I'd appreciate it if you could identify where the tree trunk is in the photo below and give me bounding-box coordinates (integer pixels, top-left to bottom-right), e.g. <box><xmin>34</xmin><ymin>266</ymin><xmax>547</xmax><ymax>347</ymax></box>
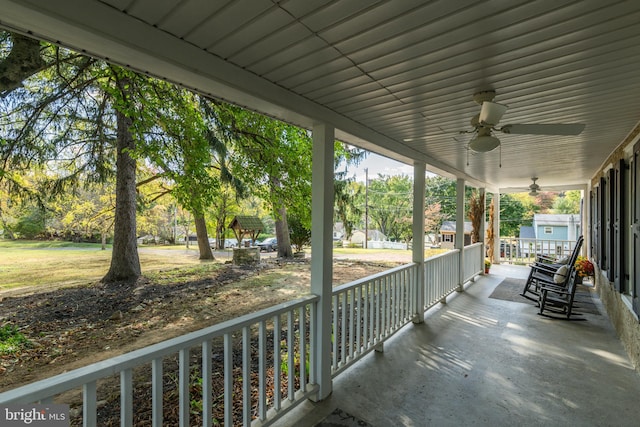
<box><xmin>0</xmin><ymin>212</ymin><xmax>16</xmax><ymax>239</ymax></box>
<box><xmin>194</xmin><ymin>214</ymin><xmax>214</xmax><ymax>260</ymax></box>
<box><xmin>101</xmin><ymin>231</ymin><xmax>107</xmax><ymax>250</ymax></box>
<box><xmin>102</xmin><ymin>102</ymin><xmax>141</xmax><ymax>283</ymax></box>
<box><xmin>216</xmin><ymin>224</ymin><xmax>226</xmax><ymax>250</ymax></box>
<box><xmin>275</xmin><ymin>205</ymin><xmax>293</xmax><ymax>258</ymax></box>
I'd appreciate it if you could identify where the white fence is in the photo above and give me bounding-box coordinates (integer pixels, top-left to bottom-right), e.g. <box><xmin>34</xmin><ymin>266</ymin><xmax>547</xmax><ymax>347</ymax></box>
<box><xmin>364</xmin><ymin>240</ymin><xmax>408</xmax><ymax>250</ymax></box>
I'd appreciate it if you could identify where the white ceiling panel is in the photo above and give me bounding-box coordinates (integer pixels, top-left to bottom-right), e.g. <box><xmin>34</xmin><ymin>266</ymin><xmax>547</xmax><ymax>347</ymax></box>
<box><xmin>219</xmin><ymin>8</ymin><xmax>302</xmax><ymax>65</ymax></box>
<box><xmin>124</xmin><ymin>0</ymin><xmax>179</xmax><ymax>25</ymax></box>
<box><xmin>178</xmin><ymin>0</ymin><xmax>273</xmax><ymax>48</ymax></box>
<box><xmin>252</xmin><ymin>38</ymin><xmax>334</xmax><ymax>77</ymax></box>
<box><xmin>228</xmin><ymin>22</ymin><xmax>313</xmax><ymax>67</ymax></box>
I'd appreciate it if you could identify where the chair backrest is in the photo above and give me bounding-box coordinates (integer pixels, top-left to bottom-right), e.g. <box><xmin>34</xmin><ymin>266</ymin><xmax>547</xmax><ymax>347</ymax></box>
<box><xmin>554</xmin><ymin>236</ymin><xmax>583</xmax><ymax>286</ymax></box>
<box><xmin>566</xmin><ymin>236</ymin><xmax>584</xmax><ymax>269</ymax></box>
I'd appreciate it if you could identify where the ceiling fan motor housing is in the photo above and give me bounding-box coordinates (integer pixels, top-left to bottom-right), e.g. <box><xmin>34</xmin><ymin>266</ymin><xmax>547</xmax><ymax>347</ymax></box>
<box><xmin>472</xmin><ymin>90</ymin><xmax>497</xmax><ymax>104</ymax></box>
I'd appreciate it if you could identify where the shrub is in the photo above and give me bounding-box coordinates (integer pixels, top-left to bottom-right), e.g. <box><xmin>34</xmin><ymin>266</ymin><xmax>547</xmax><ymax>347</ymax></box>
<box><xmin>0</xmin><ymin>323</ymin><xmax>29</xmax><ymax>355</ymax></box>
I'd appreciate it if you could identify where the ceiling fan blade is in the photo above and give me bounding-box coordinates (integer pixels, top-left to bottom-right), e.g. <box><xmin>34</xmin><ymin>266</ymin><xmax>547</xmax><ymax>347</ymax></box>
<box><xmin>499</xmin><ymin>123</ymin><xmax>585</xmax><ymax>135</ymax></box>
<box><xmin>479</xmin><ymin>101</ymin><xmax>508</xmax><ymax>126</ymax></box>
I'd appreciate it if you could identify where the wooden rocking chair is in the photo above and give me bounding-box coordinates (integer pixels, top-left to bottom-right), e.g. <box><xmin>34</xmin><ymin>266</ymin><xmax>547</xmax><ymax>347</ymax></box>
<box><xmin>521</xmin><ymin>235</ymin><xmax>583</xmax><ymax>299</ymax></box>
<box><xmin>538</xmin><ymin>269</ymin><xmax>580</xmax><ymax>319</ymax></box>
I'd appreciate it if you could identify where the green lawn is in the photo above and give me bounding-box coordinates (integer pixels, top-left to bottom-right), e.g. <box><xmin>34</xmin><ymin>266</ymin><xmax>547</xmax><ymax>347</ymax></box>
<box><xmin>333</xmin><ymin>246</ymin><xmax>448</xmax><ymax>259</ymax></box>
<box><xmin>0</xmin><ymin>240</ymin><xmax>448</xmax><ymax>293</ymax></box>
<box><xmin>0</xmin><ymin>240</ymin><xmax>211</xmax><ymax>291</ymax></box>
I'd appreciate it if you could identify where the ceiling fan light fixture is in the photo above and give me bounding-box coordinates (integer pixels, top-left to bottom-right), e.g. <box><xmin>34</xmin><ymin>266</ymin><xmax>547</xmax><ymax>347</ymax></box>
<box><xmin>529</xmin><ymin>190</ymin><xmax>538</xmax><ymax>196</ymax></box>
<box><xmin>479</xmin><ymin>101</ymin><xmax>508</xmax><ymax>126</ymax></box>
<box><xmin>469</xmin><ymin>134</ymin><xmax>500</xmax><ymax>152</ymax></box>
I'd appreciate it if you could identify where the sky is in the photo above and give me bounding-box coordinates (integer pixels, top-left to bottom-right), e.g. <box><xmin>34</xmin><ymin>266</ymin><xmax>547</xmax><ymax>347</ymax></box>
<box><xmin>342</xmin><ymin>152</ymin><xmax>414</xmax><ymax>183</ymax></box>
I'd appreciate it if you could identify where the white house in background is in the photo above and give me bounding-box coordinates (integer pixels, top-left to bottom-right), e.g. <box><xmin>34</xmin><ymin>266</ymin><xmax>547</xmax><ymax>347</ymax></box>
<box><xmin>439</xmin><ymin>221</ymin><xmax>473</xmax><ymax>249</ymax></box>
<box><xmin>439</xmin><ymin>221</ymin><xmax>492</xmax><ymax>250</ymax></box>
<box><xmin>518</xmin><ymin>214</ymin><xmax>581</xmax><ymax>257</ymax></box>
<box><xmin>350</xmin><ymin>229</ymin><xmax>386</xmax><ymax>246</ymax></box>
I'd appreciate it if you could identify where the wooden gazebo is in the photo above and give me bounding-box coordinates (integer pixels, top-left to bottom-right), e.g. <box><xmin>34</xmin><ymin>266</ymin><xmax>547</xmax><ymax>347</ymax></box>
<box><xmin>228</xmin><ymin>216</ymin><xmax>264</xmax><ymax>246</ymax></box>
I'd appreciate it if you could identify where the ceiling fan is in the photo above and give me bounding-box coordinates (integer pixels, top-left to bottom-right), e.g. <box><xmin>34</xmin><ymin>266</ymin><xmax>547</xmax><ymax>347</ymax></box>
<box><xmin>503</xmin><ymin>177</ymin><xmax>542</xmax><ymax>196</ymax></box>
<box><xmin>528</xmin><ymin>177</ymin><xmax>540</xmax><ymax>196</ymax></box>
<box><xmin>461</xmin><ymin>90</ymin><xmax>586</xmax><ymax>153</ymax></box>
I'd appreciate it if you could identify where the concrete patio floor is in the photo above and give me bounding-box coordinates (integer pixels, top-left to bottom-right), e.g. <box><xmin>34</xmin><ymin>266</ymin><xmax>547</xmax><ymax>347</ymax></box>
<box><xmin>276</xmin><ymin>264</ymin><xmax>640</xmax><ymax>427</ymax></box>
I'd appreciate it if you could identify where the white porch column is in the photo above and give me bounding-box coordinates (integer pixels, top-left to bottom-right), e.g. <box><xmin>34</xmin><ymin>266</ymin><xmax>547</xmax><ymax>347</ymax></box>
<box><xmin>479</xmin><ymin>188</ymin><xmax>486</xmax><ymax>272</ymax></box>
<box><xmin>456</xmin><ymin>178</ymin><xmax>465</xmax><ymax>291</ymax></box>
<box><xmin>412</xmin><ymin>162</ymin><xmax>426</xmax><ymax>324</ymax></box>
<box><xmin>492</xmin><ymin>192</ymin><xmax>501</xmax><ymax>264</ymax></box>
<box><xmin>310</xmin><ymin>123</ymin><xmax>334</xmax><ymax>401</ymax></box>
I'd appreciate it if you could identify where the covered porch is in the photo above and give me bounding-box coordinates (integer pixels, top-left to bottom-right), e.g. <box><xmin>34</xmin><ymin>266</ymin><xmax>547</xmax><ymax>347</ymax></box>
<box><xmin>2</xmin><ymin>1</ymin><xmax>640</xmax><ymax>426</ymax></box>
<box><xmin>279</xmin><ymin>264</ymin><xmax>640</xmax><ymax>427</ymax></box>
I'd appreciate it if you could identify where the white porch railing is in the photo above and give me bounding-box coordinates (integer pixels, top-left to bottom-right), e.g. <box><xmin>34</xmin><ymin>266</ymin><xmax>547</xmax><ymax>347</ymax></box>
<box><xmin>0</xmin><ymin>250</ymin><xmax>483</xmax><ymax>426</ymax></box>
<box><xmin>421</xmin><ymin>243</ymin><xmax>483</xmax><ymax>311</ymax></box>
<box><xmin>463</xmin><ymin>243</ymin><xmax>484</xmax><ymax>283</ymax></box>
<box><xmin>499</xmin><ymin>238</ymin><xmax>580</xmax><ymax>265</ymax></box>
<box><xmin>424</xmin><ymin>250</ymin><xmax>460</xmax><ymax>309</ymax></box>
<box><xmin>330</xmin><ymin>263</ymin><xmax>418</xmax><ymax>377</ymax></box>
<box><xmin>0</xmin><ymin>296</ymin><xmax>319</xmax><ymax>427</ymax></box>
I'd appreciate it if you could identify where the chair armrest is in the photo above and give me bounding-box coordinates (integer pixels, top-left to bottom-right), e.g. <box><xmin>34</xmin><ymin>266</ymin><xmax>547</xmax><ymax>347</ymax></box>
<box><xmin>529</xmin><ymin>263</ymin><xmax>561</xmax><ymax>275</ymax></box>
<box><xmin>536</xmin><ymin>255</ymin><xmax>558</xmax><ymax>264</ymax></box>
<box><xmin>539</xmin><ymin>281</ymin><xmax>568</xmax><ymax>292</ymax></box>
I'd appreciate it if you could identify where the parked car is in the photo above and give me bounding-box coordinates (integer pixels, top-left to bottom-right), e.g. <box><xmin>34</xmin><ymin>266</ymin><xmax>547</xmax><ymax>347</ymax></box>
<box><xmin>224</xmin><ymin>238</ymin><xmax>238</xmax><ymax>248</ymax></box>
<box><xmin>256</xmin><ymin>237</ymin><xmax>278</xmax><ymax>252</ymax></box>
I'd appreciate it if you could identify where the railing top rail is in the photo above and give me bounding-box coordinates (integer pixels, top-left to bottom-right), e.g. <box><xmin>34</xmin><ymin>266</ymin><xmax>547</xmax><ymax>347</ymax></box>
<box><xmin>463</xmin><ymin>242</ymin><xmax>483</xmax><ymax>250</ymax></box>
<box><xmin>503</xmin><ymin>238</ymin><xmax>577</xmax><ymax>243</ymax></box>
<box><xmin>333</xmin><ymin>262</ymin><xmax>417</xmax><ymax>294</ymax></box>
<box><xmin>424</xmin><ymin>248</ymin><xmax>459</xmax><ymax>262</ymax></box>
<box><xmin>0</xmin><ymin>294</ymin><xmax>319</xmax><ymax>404</ymax></box>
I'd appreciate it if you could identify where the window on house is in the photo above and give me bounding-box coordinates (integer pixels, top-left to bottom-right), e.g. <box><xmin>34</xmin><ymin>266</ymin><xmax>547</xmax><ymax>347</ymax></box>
<box><xmin>632</xmin><ymin>142</ymin><xmax>640</xmax><ymax>315</ymax></box>
<box><xmin>606</xmin><ymin>168</ymin><xmax>616</xmax><ymax>283</ymax></box>
<box><xmin>442</xmin><ymin>234</ymin><xmax>453</xmax><ymax>242</ymax></box>
<box><xmin>590</xmin><ymin>189</ymin><xmax>597</xmax><ymax>263</ymax></box>
<box><xmin>612</xmin><ymin>163</ymin><xmax>624</xmax><ymax>292</ymax></box>
<box><xmin>544</xmin><ymin>227</ymin><xmax>553</xmax><ymax>234</ymax></box>
<box><xmin>602</xmin><ymin>175</ymin><xmax>610</xmax><ymax>272</ymax></box>
<box><xmin>621</xmin><ymin>157</ymin><xmax>631</xmax><ymax>296</ymax></box>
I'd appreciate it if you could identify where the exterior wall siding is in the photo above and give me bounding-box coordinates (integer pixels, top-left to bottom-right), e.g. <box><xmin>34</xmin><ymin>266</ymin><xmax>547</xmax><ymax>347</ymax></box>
<box><xmin>536</xmin><ymin>225</ymin><xmax>568</xmax><ymax>240</ymax></box>
<box><xmin>591</xmin><ymin>123</ymin><xmax>640</xmax><ymax>375</ymax></box>
<box><xmin>596</xmin><ymin>271</ymin><xmax>640</xmax><ymax>373</ymax></box>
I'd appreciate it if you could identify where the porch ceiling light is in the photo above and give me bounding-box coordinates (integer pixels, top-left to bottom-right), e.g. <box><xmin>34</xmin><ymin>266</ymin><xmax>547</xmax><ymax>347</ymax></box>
<box><xmin>469</xmin><ymin>134</ymin><xmax>500</xmax><ymax>152</ymax></box>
